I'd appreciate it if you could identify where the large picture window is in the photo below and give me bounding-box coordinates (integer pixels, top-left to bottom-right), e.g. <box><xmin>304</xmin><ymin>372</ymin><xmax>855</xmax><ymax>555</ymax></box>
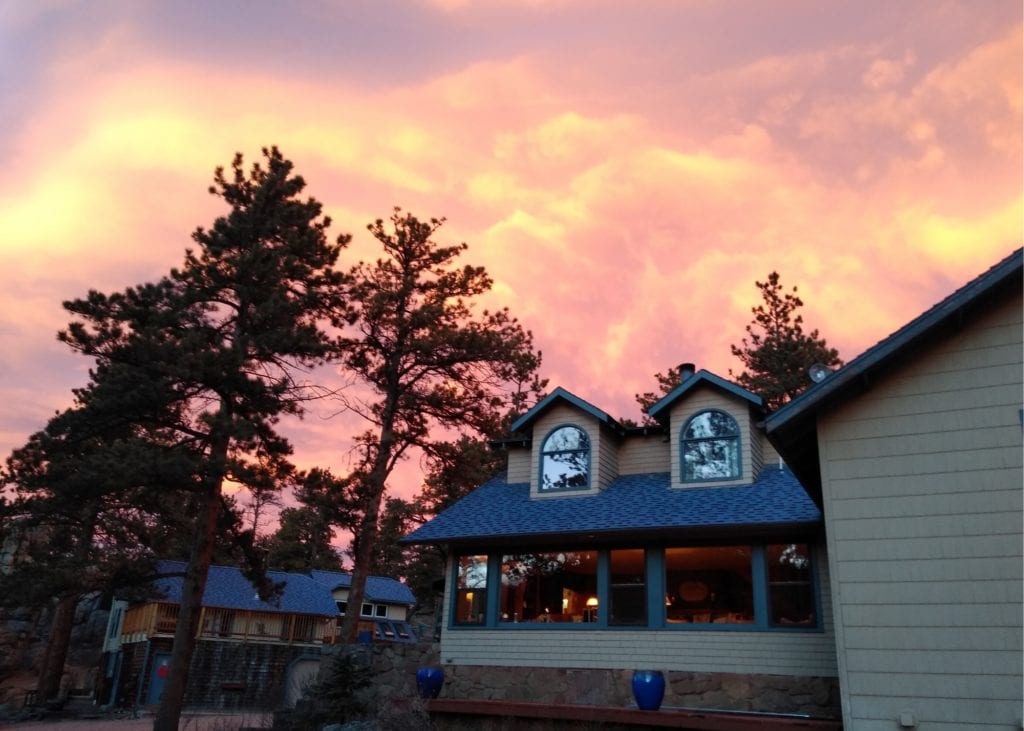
<box><xmin>665</xmin><ymin>546</ymin><xmax>754</xmax><ymax>625</ymax></box>
<box><xmin>454</xmin><ymin>555</ymin><xmax>488</xmax><ymax>625</ymax></box>
<box><xmin>767</xmin><ymin>544</ymin><xmax>815</xmax><ymax>626</ymax></box>
<box><xmin>540</xmin><ymin>425</ymin><xmax>590</xmax><ymax>491</ymax></box>
<box><xmin>500</xmin><ymin>551</ymin><xmax>597</xmax><ymax>623</ymax></box>
<box><xmin>609</xmin><ymin>549</ymin><xmax>646</xmax><ymax>626</ymax></box>
<box><xmin>681</xmin><ymin>410</ymin><xmax>740</xmax><ymax>482</ymax></box>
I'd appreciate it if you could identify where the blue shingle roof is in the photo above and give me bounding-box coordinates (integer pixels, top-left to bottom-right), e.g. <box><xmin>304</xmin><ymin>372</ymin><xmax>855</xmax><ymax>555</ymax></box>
<box><xmin>403</xmin><ymin>468</ymin><xmax>821</xmax><ymax>544</ymax></box>
<box><xmin>308</xmin><ymin>571</ymin><xmax>415</xmax><ymax>605</ymax></box>
<box><xmin>153</xmin><ymin>561</ymin><xmax>340</xmax><ymax>617</ymax></box>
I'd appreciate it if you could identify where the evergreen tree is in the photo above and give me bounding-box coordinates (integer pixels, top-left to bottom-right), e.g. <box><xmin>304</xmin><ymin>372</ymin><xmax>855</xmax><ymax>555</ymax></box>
<box><xmin>730</xmin><ymin>272</ymin><xmax>842</xmax><ymax>411</ymax></box>
<box><xmin>56</xmin><ymin>147</ymin><xmax>348</xmax><ymax>731</ymax></box>
<box><xmin>334</xmin><ymin>209</ymin><xmax>543</xmax><ymax>643</ymax></box>
<box><xmin>633</xmin><ymin>364</ymin><xmax>686</xmax><ymax>424</ymax></box>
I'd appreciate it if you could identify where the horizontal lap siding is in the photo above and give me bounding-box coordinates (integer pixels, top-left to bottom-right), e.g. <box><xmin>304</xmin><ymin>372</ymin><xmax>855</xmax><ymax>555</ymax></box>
<box><xmin>617</xmin><ymin>436</ymin><xmax>670</xmax><ymax>475</ymax></box>
<box><xmin>818</xmin><ymin>294</ymin><xmax>1023</xmax><ymax>730</ymax></box>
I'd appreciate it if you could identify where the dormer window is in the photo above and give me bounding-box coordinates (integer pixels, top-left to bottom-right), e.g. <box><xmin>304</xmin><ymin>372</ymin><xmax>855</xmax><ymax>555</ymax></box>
<box><xmin>540</xmin><ymin>425</ymin><xmax>590</xmax><ymax>491</ymax></box>
<box><xmin>682</xmin><ymin>410</ymin><xmax>740</xmax><ymax>482</ymax></box>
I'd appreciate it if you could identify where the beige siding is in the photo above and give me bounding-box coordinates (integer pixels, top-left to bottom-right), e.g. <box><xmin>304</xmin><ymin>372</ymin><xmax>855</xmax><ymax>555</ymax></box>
<box><xmin>817</xmin><ymin>294</ymin><xmax>1023</xmax><ymax>730</ymax></box>
<box><xmin>668</xmin><ymin>387</ymin><xmax>756</xmax><ymax>488</ymax></box>
<box><xmin>617</xmin><ymin>434</ymin><xmax>670</xmax><ymax>474</ymax></box>
<box><xmin>440</xmin><ymin>547</ymin><xmax>836</xmax><ymax>677</ymax></box>
<box><xmin>506</xmin><ymin>447</ymin><xmax>530</xmax><ymax>484</ymax></box>
<box><xmin>530</xmin><ymin>404</ymin><xmax>607</xmax><ymax>495</ymax></box>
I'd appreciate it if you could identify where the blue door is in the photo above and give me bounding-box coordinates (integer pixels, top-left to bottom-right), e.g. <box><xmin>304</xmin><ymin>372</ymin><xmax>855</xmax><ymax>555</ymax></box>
<box><xmin>147</xmin><ymin>654</ymin><xmax>171</xmax><ymax>705</ymax></box>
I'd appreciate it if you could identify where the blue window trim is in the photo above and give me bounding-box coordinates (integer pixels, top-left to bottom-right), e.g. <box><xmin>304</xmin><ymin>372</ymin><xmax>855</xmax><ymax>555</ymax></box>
<box><xmin>448</xmin><ymin>544</ymin><xmax>822</xmax><ymax>633</ymax></box>
<box><xmin>537</xmin><ymin>423</ymin><xmax>592</xmax><ymax>493</ymax></box>
<box><xmin>680</xmin><ymin>409</ymin><xmax>742</xmax><ymax>484</ymax></box>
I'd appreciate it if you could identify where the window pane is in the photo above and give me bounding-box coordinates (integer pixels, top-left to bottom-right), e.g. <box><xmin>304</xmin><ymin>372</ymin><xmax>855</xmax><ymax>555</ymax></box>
<box><xmin>541</xmin><ymin>426</ymin><xmax>590</xmax><ymax>491</ymax></box>
<box><xmin>361</xmin><ymin>603</ymin><xmax>373</xmax><ymax>617</ymax></box>
<box><xmin>609</xmin><ymin>549</ymin><xmax>646</xmax><ymax>626</ymax></box>
<box><xmin>683</xmin><ymin>411</ymin><xmax>740</xmax><ymax>481</ymax></box>
<box><xmin>500</xmin><ymin>551</ymin><xmax>597</xmax><ymax>623</ymax></box>
<box><xmin>455</xmin><ymin>555</ymin><xmax>488</xmax><ymax>625</ymax></box>
<box><xmin>374</xmin><ymin>604</ymin><xmax>388</xmax><ymax>617</ymax></box>
<box><xmin>664</xmin><ymin>546</ymin><xmax>753</xmax><ymax>624</ymax></box>
<box><xmin>767</xmin><ymin>544</ymin><xmax>815</xmax><ymax>626</ymax></box>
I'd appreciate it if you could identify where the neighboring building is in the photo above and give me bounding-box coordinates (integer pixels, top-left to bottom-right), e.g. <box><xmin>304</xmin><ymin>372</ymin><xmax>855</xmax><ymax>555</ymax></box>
<box><xmin>309</xmin><ymin>569</ymin><xmax>417</xmax><ymax>643</ymax></box>
<box><xmin>102</xmin><ymin>561</ymin><xmax>338</xmax><ymax>710</ymax></box>
<box><xmin>405</xmin><ymin>372</ymin><xmax>841</xmax><ymax>718</ymax></box>
<box><xmin>404</xmin><ymin>248</ymin><xmax>1022</xmax><ymax>728</ymax></box>
<box><xmin>766</xmin><ymin>248</ymin><xmax>1023</xmax><ymax>731</ymax></box>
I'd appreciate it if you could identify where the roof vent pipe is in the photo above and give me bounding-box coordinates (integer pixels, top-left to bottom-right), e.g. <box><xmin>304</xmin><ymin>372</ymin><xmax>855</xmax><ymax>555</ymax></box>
<box><xmin>678</xmin><ymin>363</ymin><xmax>695</xmax><ymax>381</ymax></box>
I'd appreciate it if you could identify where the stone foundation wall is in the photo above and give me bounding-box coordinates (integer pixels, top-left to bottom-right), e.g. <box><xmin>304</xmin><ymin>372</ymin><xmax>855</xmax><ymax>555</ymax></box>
<box><xmin>442</xmin><ymin>665</ymin><xmax>839</xmax><ymax>717</ymax></box>
<box><xmin>356</xmin><ymin>644</ymin><xmax>839</xmax><ymax>719</ymax></box>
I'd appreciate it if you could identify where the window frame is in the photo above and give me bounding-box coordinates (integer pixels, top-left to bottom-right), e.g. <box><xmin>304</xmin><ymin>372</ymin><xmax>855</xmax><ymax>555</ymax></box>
<box><xmin>538</xmin><ymin>424</ymin><xmax>592</xmax><ymax>493</ymax></box>
<box><xmin>449</xmin><ymin>544</ymin><xmax>821</xmax><ymax>633</ymax></box>
<box><xmin>680</xmin><ymin>409</ymin><xmax>742</xmax><ymax>483</ymax></box>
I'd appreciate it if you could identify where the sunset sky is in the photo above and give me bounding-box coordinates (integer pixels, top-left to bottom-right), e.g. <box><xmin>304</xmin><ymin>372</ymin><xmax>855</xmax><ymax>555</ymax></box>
<box><xmin>1</xmin><ymin>1</ymin><xmax>1020</xmax><ymax>510</ymax></box>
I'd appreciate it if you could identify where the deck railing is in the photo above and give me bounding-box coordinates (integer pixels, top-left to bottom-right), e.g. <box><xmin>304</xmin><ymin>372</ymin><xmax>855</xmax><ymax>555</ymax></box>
<box><xmin>121</xmin><ymin>603</ymin><xmax>331</xmax><ymax>645</ymax></box>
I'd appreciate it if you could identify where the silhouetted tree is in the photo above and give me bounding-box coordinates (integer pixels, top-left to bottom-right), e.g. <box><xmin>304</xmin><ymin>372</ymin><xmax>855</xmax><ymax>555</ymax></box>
<box><xmin>57</xmin><ymin>147</ymin><xmax>348</xmax><ymax>731</ymax></box>
<box><xmin>730</xmin><ymin>272</ymin><xmax>842</xmax><ymax>411</ymax></box>
<box><xmin>334</xmin><ymin>209</ymin><xmax>543</xmax><ymax>643</ymax></box>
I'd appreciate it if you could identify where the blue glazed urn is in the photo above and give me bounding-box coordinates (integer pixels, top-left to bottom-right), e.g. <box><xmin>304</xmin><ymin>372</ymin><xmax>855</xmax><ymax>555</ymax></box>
<box><xmin>416</xmin><ymin>666</ymin><xmax>445</xmax><ymax>699</ymax></box>
<box><xmin>631</xmin><ymin>670</ymin><xmax>665</xmax><ymax>711</ymax></box>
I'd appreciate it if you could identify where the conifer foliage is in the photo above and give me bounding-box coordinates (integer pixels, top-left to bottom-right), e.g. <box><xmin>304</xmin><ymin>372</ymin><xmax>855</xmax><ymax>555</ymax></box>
<box><xmin>50</xmin><ymin>147</ymin><xmax>348</xmax><ymax>731</ymax></box>
<box><xmin>730</xmin><ymin>272</ymin><xmax>842</xmax><ymax>411</ymax></box>
<box><xmin>334</xmin><ymin>209</ymin><xmax>543</xmax><ymax>644</ymax></box>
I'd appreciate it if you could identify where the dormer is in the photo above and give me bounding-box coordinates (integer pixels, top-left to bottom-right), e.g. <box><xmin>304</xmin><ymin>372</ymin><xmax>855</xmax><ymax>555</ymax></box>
<box><xmin>509</xmin><ymin>387</ymin><xmax>624</xmax><ymax>498</ymax></box>
<box><xmin>648</xmin><ymin>366</ymin><xmax>766</xmax><ymax>488</ymax></box>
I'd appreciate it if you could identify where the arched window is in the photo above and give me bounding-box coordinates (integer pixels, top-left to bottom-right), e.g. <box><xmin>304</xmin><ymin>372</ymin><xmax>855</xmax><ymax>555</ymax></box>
<box><xmin>540</xmin><ymin>425</ymin><xmax>590</xmax><ymax>491</ymax></box>
<box><xmin>681</xmin><ymin>410</ymin><xmax>740</xmax><ymax>482</ymax></box>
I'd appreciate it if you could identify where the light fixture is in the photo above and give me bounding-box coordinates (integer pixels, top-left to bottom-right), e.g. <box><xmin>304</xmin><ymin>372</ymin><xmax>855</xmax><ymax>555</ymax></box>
<box><xmin>586</xmin><ymin>597</ymin><xmax>598</xmax><ymax>607</ymax></box>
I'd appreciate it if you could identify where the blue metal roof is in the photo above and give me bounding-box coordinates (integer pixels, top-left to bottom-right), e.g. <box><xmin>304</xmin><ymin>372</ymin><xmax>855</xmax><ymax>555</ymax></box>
<box><xmin>309</xmin><ymin>570</ymin><xmax>415</xmax><ymax>605</ymax></box>
<box><xmin>510</xmin><ymin>387</ymin><xmax>621</xmax><ymax>433</ymax></box>
<box><xmin>403</xmin><ymin>467</ymin><xmax>821</xmax><ymax>545</ymax></box>
<box><xmin>154</xmin><ymin>561</ymin><xmax>340</xmax><ymax>617</ymax></box>
<box><xmin>648</xmin><ymin>370</ymin><xmax>762</xmax><ymax>421</ymax></box>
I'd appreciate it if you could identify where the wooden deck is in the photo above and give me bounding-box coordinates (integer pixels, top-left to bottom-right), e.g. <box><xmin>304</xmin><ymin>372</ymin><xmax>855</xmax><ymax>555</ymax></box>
<box><xmin>426</xmin><ymin>699</ymin><xmax>843</xmax><ymax>730</ymax></box>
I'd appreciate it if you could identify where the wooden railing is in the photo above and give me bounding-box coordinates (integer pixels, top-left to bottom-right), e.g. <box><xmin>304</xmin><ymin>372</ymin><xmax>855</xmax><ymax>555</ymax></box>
<box><xmin>120</xmin><ymin>603</ymin><xmax>331</xmax><ymax>645</ymax></box>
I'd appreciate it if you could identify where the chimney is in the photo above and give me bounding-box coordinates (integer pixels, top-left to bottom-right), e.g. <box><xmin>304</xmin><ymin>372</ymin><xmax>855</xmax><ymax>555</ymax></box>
<box><xmin>678</xmin><ymin>362</ymin><xmax>695</xmax><ymax>381</ymax></box>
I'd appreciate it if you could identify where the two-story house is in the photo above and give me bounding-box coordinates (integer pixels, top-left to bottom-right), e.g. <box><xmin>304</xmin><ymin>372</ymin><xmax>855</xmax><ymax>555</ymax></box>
<box><xmin>405</xmin><ymin>368</ymin><xmax>841</xmax><ymax>719</ymax></box>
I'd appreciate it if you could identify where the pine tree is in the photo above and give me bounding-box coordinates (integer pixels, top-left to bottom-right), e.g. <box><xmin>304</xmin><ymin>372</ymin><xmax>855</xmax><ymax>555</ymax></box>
<box><xmin>56</xmin><ymin>147</ymin><xmax>348</xmax><ymax>731</ymax></box>
<box><xmin>730</xmin><ymin>272</ymin><xmax>842</xmax><ymax>411</ymax></box>
<box><xmin>334</xmin><ymin>209</ymin><xmax>543</xmax><ymax>644</ymax></box>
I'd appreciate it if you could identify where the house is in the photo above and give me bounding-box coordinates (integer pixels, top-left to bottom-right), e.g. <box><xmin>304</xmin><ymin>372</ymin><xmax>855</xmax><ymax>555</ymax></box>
<box><xmin>765</xmin><ymin>248</ymin><xmax>1023</xmax><ymax>730</ymax></box>
<box><xmin>404</xmin><ymin>248</ymin><xmax>1022</xmax><ymax>729</ymax></box>
<box><xmin>404</xmin><ymin>372</ymin><xmax>841</xmax><ymax>718</ymax></box>
<box><xmin>101</xmin><ymin>561</ymin><xmax>339</xmax><ymax>710</ymax></box>
<box><xmin>309</xmin><ymin>569</ymin><xmax>417</xmax><ymax>643</ymax></box>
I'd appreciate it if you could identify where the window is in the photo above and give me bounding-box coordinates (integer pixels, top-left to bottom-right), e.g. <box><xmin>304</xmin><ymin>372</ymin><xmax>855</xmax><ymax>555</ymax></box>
<box><xmin>665</xmin><ymin>546</ymin><xmax>754</xmax><ymax>624</ymax></box>
<box><xmin>361</xmin><ymin>603</ymin><xmax>373</xmax><ymax>617</ymax></box>
<box><xmin>540</xmin><ymin>425</ymin><xmax>590</xmax><ymax>491</ymax></box>
<box><xmin>374</xmin><ymin>604</ymin><xmax>388</xmax><ymax>618</ymax></box>
<box><xmin>609</xmin><ymin>549</ymin><xmax>646</xmax><ymax>626</ymax></box>
<box><xmin>500</xmin><ymin>551</ymin><xmax>597</xmax><ymax>623</ymax></box>
<box><xmin>454</xmin><ymin>555</ymin><xmax>488</xmax><ymax>625</ymax></box>
<box><xmin>682</xmin><ymin>410</ymin><xmax>740</xmax><ymax>482</ymax></box>
<box><xmin>336</xmin><ymin>601</ymin><xmax>348</xmax><ymax>615</ymax></box>
<box><xmin>767</xmin><ymin>544</ymin><xmax>815</xmax><ymax>626</ymax></box>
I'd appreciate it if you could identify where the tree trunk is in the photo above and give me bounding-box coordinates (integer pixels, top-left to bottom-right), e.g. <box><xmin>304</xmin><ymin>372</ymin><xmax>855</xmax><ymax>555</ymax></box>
<box><xmin>152</xmin><ymin>435</ymin><xmax>226</xmax><ymax>731</ymax></box>
<box><xmin>35</xmin><ymin>594</ymin><xmax>79</xmax><ymax>702</ymax></box>
<box><xmin>339</xmin><ymin>424</ymin><xmax>396</xmax><ymax>644</ymax></box>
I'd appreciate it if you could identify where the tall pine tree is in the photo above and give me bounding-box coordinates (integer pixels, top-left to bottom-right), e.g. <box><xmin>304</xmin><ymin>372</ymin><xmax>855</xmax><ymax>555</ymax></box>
<box><xmin>730</xmin><ymin>272</ymin><xmax>842</xmax><ymax>411</ymax></box>
<box><xmin>334</xmin><ymin>209</ymin><xmax>543</xmax><ymax>644</ymax></box>
<box><xmin>58</xmin><ymin>147</ymin><xmax>348</xmax><ymax>731</ymax></box>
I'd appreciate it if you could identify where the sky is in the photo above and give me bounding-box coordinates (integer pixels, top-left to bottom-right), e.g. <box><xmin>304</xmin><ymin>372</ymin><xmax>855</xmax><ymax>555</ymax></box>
<box><xmin>0</xmin><ymin>0</ymin><xmax>1020</xmax><ymax>512</ymax></box>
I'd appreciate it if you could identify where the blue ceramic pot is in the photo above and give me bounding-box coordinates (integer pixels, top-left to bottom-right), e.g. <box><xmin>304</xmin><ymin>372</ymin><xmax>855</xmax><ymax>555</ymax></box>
<box><xmin>631</xmin><ymin>670</ymin><xmax>665</xmax><ymax>711</ymax></box>
<box><xmin>416</xmin><ymin>667</ymin><xmax>445</xmax><ymax>699</ymax></box>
